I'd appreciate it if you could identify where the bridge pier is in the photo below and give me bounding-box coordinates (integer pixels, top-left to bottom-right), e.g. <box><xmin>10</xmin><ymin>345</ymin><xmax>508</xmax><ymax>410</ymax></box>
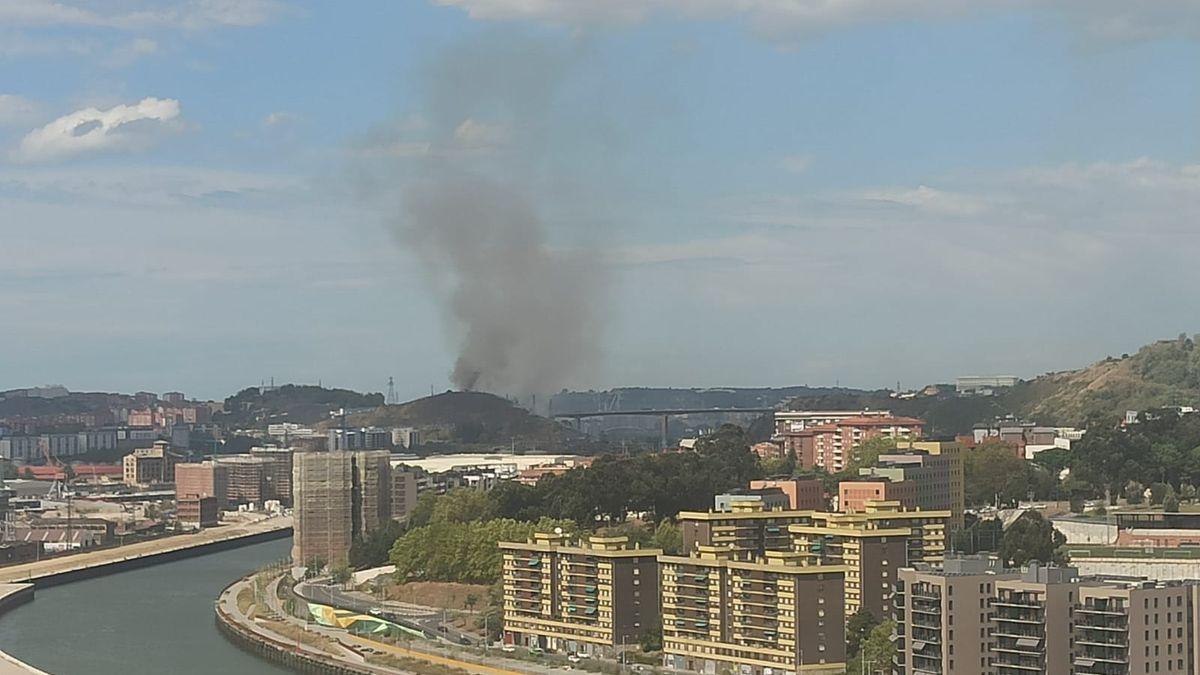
<box><xmin>660</xmin><ymin>414</ymin><xmax>669</xmax><ymax>450</ymax></box>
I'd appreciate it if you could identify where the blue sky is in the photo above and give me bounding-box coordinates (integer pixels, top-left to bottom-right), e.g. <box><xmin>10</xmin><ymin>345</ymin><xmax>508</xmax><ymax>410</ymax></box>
<box><xmin>1</xmin><ymin>1</ymin><xmax>1199</xmax><ymax>401</ymax></box>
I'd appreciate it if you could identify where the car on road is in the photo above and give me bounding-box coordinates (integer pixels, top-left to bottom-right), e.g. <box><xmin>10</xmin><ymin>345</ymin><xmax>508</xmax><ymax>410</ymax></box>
<box><xmin>368</xmin><ymin>608</ymin><xmax>383</xmax><ymax>616</ymax></box>
<box><xmin>501</xmin><ymin>644</ymin><xmax>516</xmax><ymax>653</ymax></box>
<box><xmin>567</xmin><ymin>654</ymin><xmax>581</xmax><ymax>663</ymax></box>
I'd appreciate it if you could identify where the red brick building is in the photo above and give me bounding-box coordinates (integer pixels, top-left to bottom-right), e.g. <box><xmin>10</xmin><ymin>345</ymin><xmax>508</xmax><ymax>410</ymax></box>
<box><xmin>748</xmin><ymin>478</ymin><xmax>827</xmax><ymax>510</ymax></box>
<box><xmin>808</xmin><ymin>415</ymin><xmax>925</xmax><ymax>472</ymax></box>
<box><xmin>838</xmin><ymin>479</ymin><xmax>917</xmax><ymax>513</ymax></box>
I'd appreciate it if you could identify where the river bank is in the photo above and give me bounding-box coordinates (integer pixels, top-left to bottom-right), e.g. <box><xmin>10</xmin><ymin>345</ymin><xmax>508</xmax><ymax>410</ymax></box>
<box><xmin>0</xmin><ymin>514</ymin><xmax>292</xmax><ymax>586</ymax></box>
<box><xmin>0</xmin><ymin>538</ymin><xmax>293</xmax><ymax>675</ymax></box>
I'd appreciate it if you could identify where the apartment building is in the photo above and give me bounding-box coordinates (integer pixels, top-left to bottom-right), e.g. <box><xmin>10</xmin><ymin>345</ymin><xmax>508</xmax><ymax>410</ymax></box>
<box><xmin>894</xmin><ymin>555</ymin><xmax>1018</xmax><ymax>675</ymax></box>
<box><xmin>749</xmin><ymin>478</ymin><xmax>827</xmax><ymax>511</ymax></box>
<box><xmin>806</xmin><ymin>416</ymin><xmax>925</xmax><ymax>473</ymax></box>
<box><xmin>895</xmin><ymin>557</ymin><xmax>1200</xmax><ymax>675</ymax></box>
<box><xmin>292</xmin><ymin>450</ymin><xmax>395</xmax><ymax>568</ymax></box>
<box><xmin>679</xmin><ymin>500</ymin><xmax>818</xmax><ymax>559</ymax></box>
<box><xmin>990</xmin><ymin>563</ymin><xmax>1079</xmax><ymax>674</ymax></box>
<box><xmin>174</xmin><ymin>460</ymin><xmax>230</xmax><ymax>509</ymax></box>
<box><xmin>1075</xmin><ymin>579</ymin><xmax>1200</xmax><ymax>675</ymax></box>
<box><xmin>839</xmin><ymin>479</ymin><xmax>917</xmax><ymax>513</ymax></box>
<box><xmin>213</xmin><ymin>455</ymin><xmax>270</xmax><ymax>506</ymax></box>
<box><xmin>790</xmin><ymin>501</ymin><xmax>950</xmax><ymax>619</ymax></box>
<box><xmin>248</xmin><ymin>446</ymin><xmax>293</xmax><ymax>506</ymax></box>
<box><xmin>861</xmin><ymin>440</ymin><xmax>965</xmax><ymax>529</ymax></box>
<box><xmin>122</xmin><ymin>441</ymin><xmax>179</xmax><ymax>487</ymax></box>
<box><xmin>773</xmin><ymin>410</ymin><xmax>895</xmax><ymax>435</ymax></box>
<box><xmin>659</xmin><ymin>546</ymin><xmax>847</xmax><ymax>675</ymax></box>
<box><xmin>391</xmin><ymin>466</ymin><xmax>418</xmax><ymax>521</ymax></box>
<box><xmin>499</xmin><ymin>532</ymin><xmax>660</xmax><ymax>657</ymax></box>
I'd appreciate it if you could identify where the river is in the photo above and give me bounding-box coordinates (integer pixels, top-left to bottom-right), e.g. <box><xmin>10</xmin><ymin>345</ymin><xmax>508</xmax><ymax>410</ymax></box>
<box><xmin>0</xmin><ymin>538</ymin><xmax>294</xmax><ymax>675</ymax></box>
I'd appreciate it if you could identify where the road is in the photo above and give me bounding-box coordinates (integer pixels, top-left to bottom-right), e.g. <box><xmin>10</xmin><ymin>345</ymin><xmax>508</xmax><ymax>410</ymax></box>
<box><xmin>243</xmin><ymin>574</ymin><xmax>577</xmax><ymax>675</ymax></box>
<box><xmin>0</xmin><ymin>515</ymin><xmax>292</xmax><ymax>584</ymax></box>
<box><xmin>295</xmin><ymin>580</ymin><xmax>482</xmax><ymax>647</ymax></box>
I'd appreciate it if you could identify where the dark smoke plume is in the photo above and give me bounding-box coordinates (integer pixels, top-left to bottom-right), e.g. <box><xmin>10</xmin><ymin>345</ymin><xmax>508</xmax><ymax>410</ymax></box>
<box><xmin>375</xmin><ymin>34</ymin><xmax>610</xmax><ymax>396</ymax></box>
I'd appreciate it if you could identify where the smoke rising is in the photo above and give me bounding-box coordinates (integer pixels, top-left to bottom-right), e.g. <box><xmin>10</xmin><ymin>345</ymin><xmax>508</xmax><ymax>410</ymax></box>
<box><xmin>374</xmin><ymin>34</ymin><xmax>610</xmax><ymax>396</ymax></box>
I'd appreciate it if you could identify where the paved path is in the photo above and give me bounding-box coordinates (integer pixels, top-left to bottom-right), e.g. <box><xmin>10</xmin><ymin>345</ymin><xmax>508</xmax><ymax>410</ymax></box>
<box><xmin>0</xmin><ymin>515</ymin><xmax>291</xmax><ymax>584</ymax></box>
<box><xmin>259</xmin><ymin>574</ymin><xmax>579</xmax><ymax>675</ymax></box>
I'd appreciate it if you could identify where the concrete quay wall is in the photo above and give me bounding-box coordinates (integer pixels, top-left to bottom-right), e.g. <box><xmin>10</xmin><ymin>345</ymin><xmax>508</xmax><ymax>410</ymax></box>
<box><xmin>0</xmin><ymin>517</ymin><xmax>291</xmax><ymax>587</ymax></box>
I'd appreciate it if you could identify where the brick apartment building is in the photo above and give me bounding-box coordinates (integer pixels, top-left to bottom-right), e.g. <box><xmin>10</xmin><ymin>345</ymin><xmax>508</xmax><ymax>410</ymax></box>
<box><xmin>895</xmin><ymin>557</ymin><xmax>1200</xmax><ymax>675</ymax></box>
<box><xmin>659</xmin><ymin>546</ymin><xmax>847</xmax><ymax>675</ymax></box>
<box><xmin>175</xmin><ymin>460</ymin><xmax>230</xmax><ymax>509</ymax></box>
<box><xmin>790</xmin><ymin>502</ymin><xmax>950</xmax><ymax>619</ymax></box>
<box><xmin>748</xmin><ymin>478</ymin><xmax>827</xmax><ymax>510</ymax></box>
<box><xmin>499</xmin><ymin>532</ymin><xmax>660</xmax><ymax>657</ymax></box>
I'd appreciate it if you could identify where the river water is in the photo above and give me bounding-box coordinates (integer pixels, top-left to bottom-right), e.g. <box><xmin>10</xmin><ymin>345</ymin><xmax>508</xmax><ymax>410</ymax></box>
<box><xmin>0</xmin><ymin>538</ymin><xmax>294</xmax><ymax>675</ymax></box>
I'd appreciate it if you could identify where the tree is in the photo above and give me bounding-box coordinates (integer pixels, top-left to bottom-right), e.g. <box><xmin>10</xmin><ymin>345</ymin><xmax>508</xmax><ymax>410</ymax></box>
<box><xmin>846</xmin><ymin>609</ymin><xmax>879</xmax><ymax>657</ymax></box>
<box><xmin>653</xmin><ymin>520</ymin><xmax>683</xmax><ymax>555</ymax></box>
<box><xmin>639</xmin><ymin>620</ymin><xmax>663</xmax><ymax>652</ymax></box>
<box><xmin>407</xmin><ymin>492</ymin><xmax>438</xmax><ymax>528</ymax></box>
<box><xmin>964</xmin><ymin>443</ymin><xmax>1036</xmax><ymax>507</ymax></box>
<box><xmin>330</xmin><ymin>565</ymin><xmax>352</xmax><ymax>585</ymax></box>
<box><xmin>349</xmin><ymin>520</ymin><xmax>406</xmax><ymax>570</ymax></box>
<box><xmin>1165</xmin><ymin>494</ymin><xmax>1181</xmax><ymax>512</ymax></box>
<box><xmin>1125</xmin><ymin>480</ymin><xmax>1145</xmax><ymax>505</ymax></box>
<box><xmin>389</xmin><ymin>517</ymin><xmax>577</xmax><ymax>584</ymax></box>
<box><xmin>1150</xmin><ymin>482</ymin><xmax>1171</xmax><ymax>506</ymax></box>
<box><xmin>1000</xmin><ymin>511</ymin><xmax>1066</xmax><ymax>567</ymax></box>
<box><xmin>431</xmin><ymin>488</ymin><xmax>497</xmax><ymax>524</ymax></box>
<box><xmin>304</xmin><ymin>556</ymin><xmax>327</xmax><ymax>576</ymax></box>
<box><xmin>846</xmin><ymin>620</ymin><xmax>896</xmax><ymax>675</ymax></box>
<box><xmin>1182</xmin><ymin>482</ymin><xmax>1198</xmax><ymax>502</ymax></box>
<box><xmin>846</xmin><ymin>437</ymin><xmax>896</xmax><ymax>474</ymax></box>
<box><xmin>951</xmin><ymin>517</ymin><xmax>1002</xmax><ymax>554</ymax></box>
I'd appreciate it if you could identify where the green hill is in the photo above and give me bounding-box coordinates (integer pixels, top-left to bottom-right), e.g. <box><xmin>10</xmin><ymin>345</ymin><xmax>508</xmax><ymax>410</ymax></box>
<box><xmin>1011</xmin><ymin>335</ymin><xmax>1200</xmax><ymax>424</ymax></box>
<box><xmin>783</xmin><ymin>335</ymin><xmax>1200</xmax><ymax>432</ymax></box>
<box><xmin>348</xmin><ymin>391</ymin><xmax>581</xmax><ymax>450</ymax></box>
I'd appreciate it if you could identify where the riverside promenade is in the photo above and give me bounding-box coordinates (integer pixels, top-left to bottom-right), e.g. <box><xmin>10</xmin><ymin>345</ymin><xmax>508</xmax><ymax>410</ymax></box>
<box><xmin>0</xmin><ymin>514</ymin><xmax>292</xmax><ymax>586</ymax></box>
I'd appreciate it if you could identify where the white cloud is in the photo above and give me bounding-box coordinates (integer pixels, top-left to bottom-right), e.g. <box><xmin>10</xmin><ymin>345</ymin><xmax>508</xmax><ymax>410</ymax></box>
<box><xmin>12</xmin><ymin>97</ymin><xmax>182</xmax><ymax>162</ymax></box>
<box><xmin>858</xmin><ymin>184</ymin><xmax>989</xmax><ymax>216</ymax></box>
<box><xmin>0</xmin><ymin>0</ymin><xmax>286</xmax><ymax>30</ymax></box>
<box><xmin>0</xmin><ymin>94</ymin><xmax>40</xmax><ymax>128</ymax></box>
<box><xmin>434</xmin><ymin>0</ymin><xmax>1200</xmax><ymax>43</ymax></box>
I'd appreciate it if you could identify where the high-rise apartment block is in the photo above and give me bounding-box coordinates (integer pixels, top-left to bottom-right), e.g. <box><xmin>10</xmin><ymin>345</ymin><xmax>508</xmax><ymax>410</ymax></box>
<box><xmin>390</xmin><ymin>466</ymin><xmax>418</xmax><ymax>521</ymax></box>
<box><xmin>679</xmin><ymin>500</ymin><xmax>818</xmax><ymax>559</ymax></box>
<box><xmin>291</xmin><ymin>449</ymin><xmax>395</xmax><ymax>568</ymax></box>
<box><xmin>174</xmin><ymin>460</ymin><xmax>230</xmax><ymax>509</ymax></box>
<box><xmin>790</xmin><ymin>502</ymin><xmax>950</xmax><ymax>619</ymax></box>
<box><xmin>499</xmin><ymin>532</ymin><xmax>660</xmax><ymax>656</ymax></box>
<box><xmin>895</xmin><ymin>556</ymin><xmax>1200</xmax><ymax>675</ymax></box>
<box><xmin>659</xmin><ymin>546</ymin><xmax>847</xmax><ymax>675</ymax></box>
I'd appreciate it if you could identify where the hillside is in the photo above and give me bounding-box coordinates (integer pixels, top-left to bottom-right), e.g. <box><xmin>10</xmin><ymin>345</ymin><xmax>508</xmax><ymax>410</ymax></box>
<box><xmin>782</xmin><ymin>335</ymin><xmax>1200</xmax><ymax>432</ymax></box>
<box><xmin>216</xmin><ymin>385</ymin><xmax>384</xmax><ymax>427</ymax></box>
<box><xmin>348</xmin><ymin>391</ymin><xmax>581</xmax><ymax>449</ymax></box>
<box><xmin>1011</xmin><ymin>335</ymin><xmax>1200</xmax><ymax>424</ymax></box>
